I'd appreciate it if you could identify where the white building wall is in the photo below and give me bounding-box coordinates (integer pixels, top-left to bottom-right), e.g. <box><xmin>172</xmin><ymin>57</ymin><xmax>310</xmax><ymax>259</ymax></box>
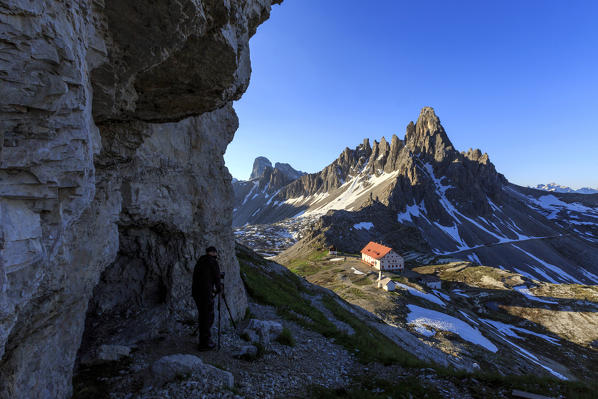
<box><xmin>363</xmin><ymin>250</ymin><xmax>404</xmax><ymax>271</ymax></box>
<box><xmin>379</xmin><ymin>250</ymin><xmax>404</xmax><ymax>271</ymax></box>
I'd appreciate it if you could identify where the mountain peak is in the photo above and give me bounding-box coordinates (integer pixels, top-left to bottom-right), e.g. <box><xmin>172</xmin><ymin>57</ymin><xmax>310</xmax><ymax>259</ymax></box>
<box><xmin>405</xmin><ymin>107</ymin><xmax>455</xmax><ymax>162</ymax></box>
<box><xmin>361</xmin><ymin>138</ymin><xmax>371</xmax><ymax>151</ymax></box>
<box><xmin>274</xmin><ymin>162</ymin><xmax>304</xmax><ymax>181</ymax></box>
<box><xmin>250</xmin><ymin>156</ymin><xmax>272</xmax><ymax>179</ymax></box>
<box><xmin>535</xmin><ymin>183</ymin><xmax>598</xmax><ymax>194</ymax></box>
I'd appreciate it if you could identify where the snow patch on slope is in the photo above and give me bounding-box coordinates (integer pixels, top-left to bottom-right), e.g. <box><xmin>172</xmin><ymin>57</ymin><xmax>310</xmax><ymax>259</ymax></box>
<box><xmin>353</xmin><ymin>222</ymin><xmax>374</xmax><ymax>230</ymax></box>
<box><xmin>512</xmin><ymin>245</ymin><xmax>582</xmax><ymax>284</ymax></box>
<box><xmin>303</xmin><ymin>170</ymin><xmax>400</xmax><ymax>217</ymax></box>
<box><xmin>480</xmin><ymin>319</ymin><xmax>566</xmax><ymax>380</ymax></box>
<box><xmin>398</xmin><ymin>201</ymin><xmax>427</xmax><ymax>223</ymax></box>
<box><xmin>513</xmin><ymin>285</ymin><xmax>558</xmax><ymax>304</ymax></box>
<box><xmin>526</xmin><ymin>195</ymin><xmax>598</xmax><ymax>220</ymax></box>
<box><xmin>406</xmin><ymin>305</ymin><xmax>497</xmax><ymax>352</ymax></box>
<box><xmin>395</xmin><ymin>283</ymin><xmax>446</xmax><ymax>307</ymax></box>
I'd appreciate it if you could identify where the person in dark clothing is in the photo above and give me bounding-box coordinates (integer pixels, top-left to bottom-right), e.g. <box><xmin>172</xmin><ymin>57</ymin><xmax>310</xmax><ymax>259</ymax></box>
<box><xmin>192</xmin><ymin>246</ymin><xmax>222</xmax><ymax>351</ymax></box>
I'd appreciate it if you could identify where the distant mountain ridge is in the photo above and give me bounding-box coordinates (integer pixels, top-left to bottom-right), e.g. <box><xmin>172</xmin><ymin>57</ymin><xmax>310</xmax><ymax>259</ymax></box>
<box><xmin>233</xmin><ymin>107</ymin><xmax>598</xmax><ymax>284</ymax></box>
<box><xmin>535</xmin><ymin>183</ymin><xmax>598</xmax><ymax>195</ymax></box>
<box><xmin>232</xmin><ymin>157</ymin><xmax>305</xmax><ymax>226</ymax></box>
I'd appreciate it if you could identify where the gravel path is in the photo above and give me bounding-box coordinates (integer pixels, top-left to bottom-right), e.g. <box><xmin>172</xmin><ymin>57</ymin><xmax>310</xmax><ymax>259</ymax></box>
<box><xmin>99</xmin><ymin>301</ymin><xmax>354</xmax><ymax>399</ymax></box>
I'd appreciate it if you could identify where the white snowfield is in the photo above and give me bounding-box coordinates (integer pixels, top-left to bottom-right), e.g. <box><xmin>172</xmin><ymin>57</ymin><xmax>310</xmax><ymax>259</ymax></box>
<box><xmin>329</xmin><ymin>257</ymin><xmax>345</xmax><ymax>262</ymax></box>
<box><xmin>451</xmin><ymin>289</ymin><xmax>470</xmax><ymax>298</ymax></box>
<box><xmin>480</xmin><ymin>319</ymin><xmax>560</xmax><ymax>346</ymax></box>
<box><xmin>282</xmin><ymin>170</ymin><xmax>400</xmax><ymax>218</ymax></box>
<box><xmin>480</xmin><ymin>318</ymin><xmax>567</xmax><ymax>380</ymax></box>
<box><xmin>579</xmin><ymin>268</ymin><xmax>598</xmax><ymax>284</ymax></box>
<box><xmin>353</xmin><ymin>222</ymin><xmax>374</xmax><ymax>230</ymax></box>
<box><xmin>513</xmin><ymin>267</ymin><xmax>542</xmax><ymax>282</ymax></box>
<box><xmin>512</xmin><ymin>245</ymin><xmax>582</xmax><ymax>284</ymax></box>
<box><xmin>434</xmin><ymin>290</ymin><xmax>451</xmax><ymax>301</ymax></box>
<box><xmin>526</xmin><ymin>194</ymin><xmax>598</xmax><ymax>220</ymax></box>
<box><xmin>397</xmin><ymin>201</ymin><xmax>428</xmax><ymax>223</ymax></box>
<box><xmin>513</xmin><ymin>285</ymin><xmax>558</xmax><ymax>304</ymax></box>
<box><xmin>351</xmin><ymin>267</ymin><xmax>365</xmax><ymax>275</ymax></box>
<box><xmin>394</xmin><ymin>283</ymin><xmax>446</xmax><ymax>307</ymax></box>
<box><xmin>467</xmin><ymin>252</ymin><xmax>482</xmax><ymax>265</ymax></box>
<box><xmin>241</xmin><ymin>181</ymin><xmax>260</xmax><ymax>205</ymax></box>
<box><xmin>458</xmin><ymin>310</ymin><xmax>479</xmax><ymax>326</ymax></box>
<box><xmin>406</xmin><ymin>305</ymin><xmax>498</xmax><ymax>352</ymax></box>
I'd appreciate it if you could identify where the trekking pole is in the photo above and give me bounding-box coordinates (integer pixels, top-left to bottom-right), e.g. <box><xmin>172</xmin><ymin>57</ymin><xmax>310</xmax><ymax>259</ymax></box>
<box><xmin>217</xmin><ymin>290</ymin><xmax>221</xmax><ymax>351</ymax></box>
<box><xmin>221</xmin><ymin>291</ymin><xmax>237</xmax><ymax>330</ymax></box>
<box><xmin>219</xmin><ymin>272</ymin><xmax>237</xmax><ymax>330</ymax></box>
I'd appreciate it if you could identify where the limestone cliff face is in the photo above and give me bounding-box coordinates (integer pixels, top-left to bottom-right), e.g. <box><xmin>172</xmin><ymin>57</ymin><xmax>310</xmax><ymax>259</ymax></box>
<box><xmin>0</xmin><ymin>1</ymin><xmax>280</xmax><ymax>398</ymax></box>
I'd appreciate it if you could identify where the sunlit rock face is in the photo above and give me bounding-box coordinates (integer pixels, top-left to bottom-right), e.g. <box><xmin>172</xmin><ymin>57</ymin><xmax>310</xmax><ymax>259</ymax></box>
<box><xmin>0</xmin><ymin>1</ymin><xmax>280</xmax><ymax>397</ymax></box>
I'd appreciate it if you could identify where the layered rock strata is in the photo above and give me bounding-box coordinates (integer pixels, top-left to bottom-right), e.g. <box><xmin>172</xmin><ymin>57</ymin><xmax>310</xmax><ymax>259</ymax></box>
<box><xmin>0</xmin><ymin>1</ymin><xmax>280</xmax><ymax>398</ymax></box>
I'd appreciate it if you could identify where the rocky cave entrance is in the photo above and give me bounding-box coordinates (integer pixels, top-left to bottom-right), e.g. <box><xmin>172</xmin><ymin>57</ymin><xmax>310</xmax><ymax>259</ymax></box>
<box><xmin>73</xmin><ymin>0</ymin><xmax>279</xmax><ymax>385</ymax></box>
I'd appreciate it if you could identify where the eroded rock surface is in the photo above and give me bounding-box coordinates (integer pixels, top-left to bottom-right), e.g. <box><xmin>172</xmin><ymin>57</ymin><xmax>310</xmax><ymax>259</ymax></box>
<box><xmin>0</xmin><ymin>1</ymin><xmax>280</xmax><ymax>398</ymax></box>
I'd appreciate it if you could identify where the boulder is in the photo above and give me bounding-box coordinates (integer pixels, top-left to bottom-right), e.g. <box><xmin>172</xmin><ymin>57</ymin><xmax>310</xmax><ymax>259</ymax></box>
<box><xmin>150</xmin><ymin>354</ymin><xmax>233</xmax><ymax>389</ymax></box>
<box><xmin>242</xmin><ymin>319</ymin><xmax>283</xmax><ymax>347</ymax></box>
<box><xmin>233</xmin><ymin>345</ymin><xmax>259</xmax><ymax>359</ymax></box>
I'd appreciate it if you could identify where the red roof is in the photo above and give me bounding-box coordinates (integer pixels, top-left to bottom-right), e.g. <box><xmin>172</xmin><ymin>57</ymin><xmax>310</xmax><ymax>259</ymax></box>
<box><xmin>360</xmin><ymin>241</ymin><xmax>392</xmax><ymax>260</ymax></box>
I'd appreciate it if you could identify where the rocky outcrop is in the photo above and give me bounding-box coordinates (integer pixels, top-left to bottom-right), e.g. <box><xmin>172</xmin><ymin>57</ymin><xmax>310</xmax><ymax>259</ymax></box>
<box><xmin>274</xmin><ymin>162</ymin><xmax>304</xmax><ymax>181</ymax></box>
<box><xmin>250</xmin><ymin>156</ymin><xmax>274</xmax><ymax>180</ymax></box>
<box><xmin>404</xmin><ymin>106</ymin><xmax>455</xmax><ymax>163</ymax></box>
<box><xmin>301</xmin><ymin>202</ymin><xmax>430</xmax><ymax>255</ymax></box>
<box><xmin>250</xmin><ymin>156</ymin><xmax>273</xmax><ymax>180</ymax></box>
<box><xmin>150</xmin><ymin>354</ymin><xmax>234</xmax><ymax>389</ymax></box>
<box><xmin>281</xmin><ymin>139</ymin><xmax>373</xmax><ymax>199</ymax></box>
<box><xmin>232</xmin><ymin>157</ymin><xmax>304</xmax><ymax>226</ymax></box>
<box><xmin>0</xmin><ymin>1</ymin><xmax>280</xmax><ymax>398</ymax></box>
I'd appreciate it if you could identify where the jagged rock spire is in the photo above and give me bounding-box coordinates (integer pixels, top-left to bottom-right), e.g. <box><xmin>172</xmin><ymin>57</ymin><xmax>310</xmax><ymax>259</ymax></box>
<box><xmin>405</xmin><ymin>107</ymin><xmax>455</xmax><ymax>162</ymax></box>
<box><xmin>250</xmin><ymin>156</ymin><xmax>273</xmax><ymax>179</ymax></box>
<box><xmin>384</xmin><ymin>134</ymin><xmax>405</xmax><ymax>173</ymax></box>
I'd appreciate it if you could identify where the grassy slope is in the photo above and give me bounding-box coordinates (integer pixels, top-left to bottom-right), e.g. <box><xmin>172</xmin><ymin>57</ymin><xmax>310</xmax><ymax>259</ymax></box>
<box><xmin>238</xmin><ymin>244</ymin><xmax>422</xmax><ymax>367</ymax></box>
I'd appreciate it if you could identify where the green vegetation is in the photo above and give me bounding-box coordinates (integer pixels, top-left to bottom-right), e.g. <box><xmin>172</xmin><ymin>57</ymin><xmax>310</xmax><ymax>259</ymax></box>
<box><xmin>309</xmin><ymin>376</ymin><xmax>441</xmax><ymax>399</ymax></box>
<box><xmin>352</xmin><ymin>276</ymin><xmax>372</xmax><ymax>286</ymax></box>
<box><xmin>532</xmin><ymin>283</ymin><xmax>598</xmax><ymax>302</ymax></box>
<box><xmin>287</xmin><ymin>249</ymin><xmax>329</xmax><ymax>277</ymax></box>
<box><xmin>238</xmin><ymin>248</ymin><xmax>421</xmax><ymax>367</ymax></box>
<box><xmin>345</xmin><ymin>287</ymin><xmax>368</xmax><ymax>299</ymax></box>
<box><xmin>322</xmin><ymin>296</ymin><xmax>423</xmax><ymax>367</ymax></box>
<box><xmin>276</xmin><ymin>327</ymin><xmax>296</xmax><ymax>347</ymax></box>
<box><xmin>239</xmin><ymin>251</ymin><xmax>338</xmax><ymax>337</ymax></box>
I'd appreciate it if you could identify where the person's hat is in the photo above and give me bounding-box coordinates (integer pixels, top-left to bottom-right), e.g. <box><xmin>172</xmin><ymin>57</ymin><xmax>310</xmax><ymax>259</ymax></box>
<box><xmin>206</xmin><ymin>246</ymin><xmax>218</xmax><ymax>254</ymax></box>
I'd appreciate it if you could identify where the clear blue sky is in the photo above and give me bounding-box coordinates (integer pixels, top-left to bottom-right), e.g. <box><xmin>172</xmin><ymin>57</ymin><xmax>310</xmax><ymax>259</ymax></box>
<box><xmin>224</xmin><ymin>0</ymin><xmax>598</xmax><ymax>189</ymax></box>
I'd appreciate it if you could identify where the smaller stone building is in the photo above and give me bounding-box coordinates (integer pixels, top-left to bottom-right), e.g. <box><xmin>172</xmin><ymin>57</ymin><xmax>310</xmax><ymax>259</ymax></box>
<box><xmin>378</xmin><ymin>277</ymin><xmax>396</xmax><ymax>291</ymax></box>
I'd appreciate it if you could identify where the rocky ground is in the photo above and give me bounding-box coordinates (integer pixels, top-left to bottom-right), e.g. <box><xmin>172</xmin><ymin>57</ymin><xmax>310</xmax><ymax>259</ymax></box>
<box><xmin>75</xmin><ymin>301</ymin><xmax>352</xmax><ymax>399</ymax></box>
<box><xmin>74</xmin><ymin>300</ymin><xmax>482</xmax><ymax>399</ymax></box>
